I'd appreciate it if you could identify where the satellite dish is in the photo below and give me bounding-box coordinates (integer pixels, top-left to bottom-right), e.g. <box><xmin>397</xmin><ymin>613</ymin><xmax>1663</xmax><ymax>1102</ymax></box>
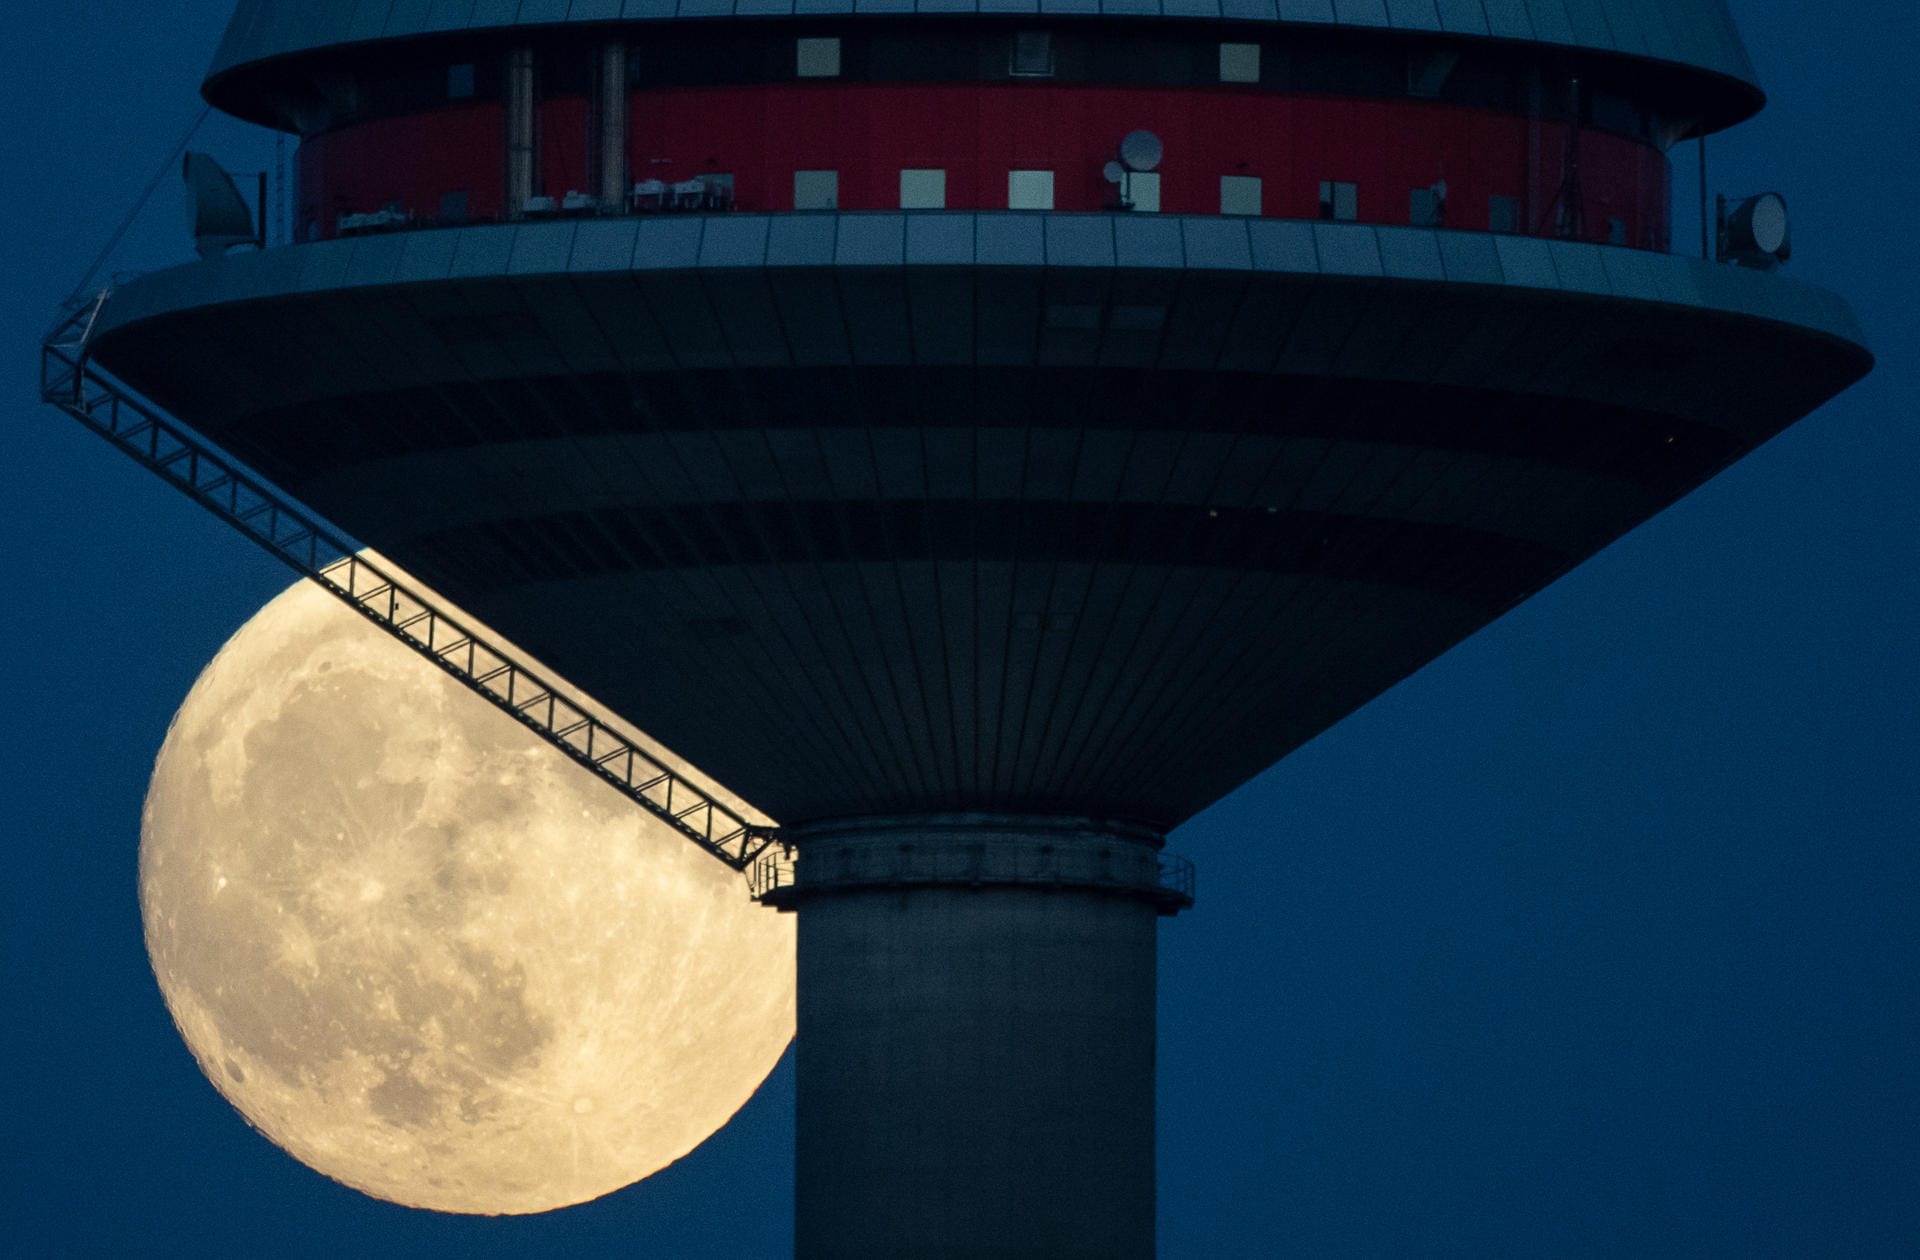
<box><xmin>1742</xmin><ymin>193</ymin><xmax>1790</xmax><ymax>255</ymax></box>
<box><xmin>1119</xmin><ymin>130</ymin><xmax>1163</xmax><ymax>173</ymax></box>
<box><xmin>1103</xmin><ymin>161</ymin><xmax>1126</xmax><ymax>185</ymax></box>
<box><xmin>1720</xmin><ymin>191</ymin><xmax>1791</xmax><ymax>269</ymax></box>
<box><xmin>184</xmin><ymin>152</ymin><xmax>260</xmax><ymax>260</ymax></box>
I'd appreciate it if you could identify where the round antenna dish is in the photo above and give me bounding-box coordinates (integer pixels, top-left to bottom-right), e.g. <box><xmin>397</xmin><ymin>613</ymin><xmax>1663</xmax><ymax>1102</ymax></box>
<box><xmin>1746</xmin><ymin>192</ymin><xmax>1789</xmax><ymax>254</ymax></box>
<box><xmin>1103</xmin><ymin>161</ymin><xmax>1126</xmax><ymax>185</ymax></box>
<box><xmin>1721</xmin><ymin>191</ymin><xmax>1792</xmax><ymax>269</ymax></box>
<box><xmin>1119</xmin><ymin>130</ymin><xmax>1163</xmax><ymax>173</ymax></box>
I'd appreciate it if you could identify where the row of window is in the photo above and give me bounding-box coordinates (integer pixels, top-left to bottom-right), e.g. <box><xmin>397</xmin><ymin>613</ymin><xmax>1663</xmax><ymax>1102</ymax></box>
<box><xmin>284</xmin><ymin>29</ymin><xmax>1672</xmax><ymax>147</ymax></box>
<box><xmin>785</xmin><ymin>167</ymin><xmax>1584</xmax><ymax>236</ymax></box>
<box><xmin>692</xmin><ymin>28</ymin><xmax>1660</xmax><ymax>145</ymax></box>
<box><xmin>797</xmin><ymin>34</ymin><xmax>1270</xmax><ymax>86</ymax></box>
<box><xmin>331</xmin><ymin>173</ymin><xmax>1631</xmax><ymax>245</ymax></box>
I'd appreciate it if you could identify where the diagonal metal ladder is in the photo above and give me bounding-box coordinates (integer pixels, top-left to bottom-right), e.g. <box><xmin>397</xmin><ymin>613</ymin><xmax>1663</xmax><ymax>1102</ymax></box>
<box><xmin>41</xmin><ymin>293</ymin><xmax>780</xmax><ymax>872</ymax></box>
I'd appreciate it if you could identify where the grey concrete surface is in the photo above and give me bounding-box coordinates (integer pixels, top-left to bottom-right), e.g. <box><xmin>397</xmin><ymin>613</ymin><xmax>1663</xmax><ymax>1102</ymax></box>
<box><xmin>786</xmin><ymin>815</ymin><xmax>1164</xmax><ymax>1258</ymax></box>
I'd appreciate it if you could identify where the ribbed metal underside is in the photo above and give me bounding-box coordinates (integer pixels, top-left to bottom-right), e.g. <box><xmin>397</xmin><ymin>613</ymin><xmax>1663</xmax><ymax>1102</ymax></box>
<box><xmin>203</xmin><ymin>0</ymin><xmax>1764</xmax><ymax>121</ymax></box>
<box><xmin>89</xmin><ymin>256</ymin><xmax>1868</xmax><ymax>825</ymax></box>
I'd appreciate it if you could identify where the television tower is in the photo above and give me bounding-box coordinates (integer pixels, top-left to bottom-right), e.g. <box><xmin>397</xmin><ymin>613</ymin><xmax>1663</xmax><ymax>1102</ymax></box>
<box><xmin>46</xmin><ymin>1</ymin><xmax>1868</xmax><ymax>1254</ymax></box>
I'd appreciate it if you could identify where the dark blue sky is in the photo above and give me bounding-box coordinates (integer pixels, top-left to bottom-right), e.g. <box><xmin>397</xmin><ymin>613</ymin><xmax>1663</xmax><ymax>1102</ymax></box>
<box><xmin>3</xmin><ymin>2</ymin><xmax>1915</xmax><ymax>1255</ymax></box>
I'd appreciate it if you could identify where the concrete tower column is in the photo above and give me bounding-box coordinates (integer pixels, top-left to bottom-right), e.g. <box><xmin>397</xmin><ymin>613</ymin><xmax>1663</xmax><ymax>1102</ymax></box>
<box><xmin>760</xmin><ymin>815</ymin><xmax>1188</xmax><ymax>1260</ymax></box>
<box><xmin>598</xmin><ymin>43</ymin><xmax>627</xmax><ymax>211</ymax></box>
<box><xmin>505</xmin><ymin>47</ymin><xmax>535</xmax><ymax>219</ymax></box>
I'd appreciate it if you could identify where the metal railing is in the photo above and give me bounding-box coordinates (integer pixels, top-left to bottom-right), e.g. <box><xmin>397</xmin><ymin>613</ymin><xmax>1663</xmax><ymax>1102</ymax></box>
<box><xmin>40</xmin><ymin>294</ymin><xmax>779</xmax><ymax>873</ymax></box>
<box><xmin>747</xmin><ymin>851</ymin><xmax>796</xmax><ymax>902</ymax></box>
<box><xmin>1156</xmin><ymin>852</ymin><xmax>1197</xmax><ymax>905</ymax></box>
<box><xmin>748</xmin><ymin>843</ymin><xmax>1195</xmax><ymax>911</ymax></box>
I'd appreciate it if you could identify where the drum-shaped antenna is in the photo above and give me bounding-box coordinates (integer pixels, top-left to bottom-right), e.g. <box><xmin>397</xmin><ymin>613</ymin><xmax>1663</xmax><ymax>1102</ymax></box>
<box><xmin>184</xmin><ymin>152</ymin><xmax>258</xmax><ymax>260</ymax></box>
<box><xmin>1119</xmin><ymin>130</ymin><xmax>1163</xmax><ymax>173</ymax></box>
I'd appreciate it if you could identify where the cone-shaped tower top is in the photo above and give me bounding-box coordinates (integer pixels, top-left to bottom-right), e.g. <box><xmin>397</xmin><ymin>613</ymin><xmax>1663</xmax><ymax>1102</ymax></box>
<box><xmin>205</xmin><ymin>0</ymin><xmax>1764</xmax><ymax>133</ymax></box>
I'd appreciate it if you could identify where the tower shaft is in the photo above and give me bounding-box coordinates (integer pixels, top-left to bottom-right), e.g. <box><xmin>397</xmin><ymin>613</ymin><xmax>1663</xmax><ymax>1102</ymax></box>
<box><xmin>769</xmin><ymin>816</ymin><xmax>1176</xmax><ymax>1257</ymax></box>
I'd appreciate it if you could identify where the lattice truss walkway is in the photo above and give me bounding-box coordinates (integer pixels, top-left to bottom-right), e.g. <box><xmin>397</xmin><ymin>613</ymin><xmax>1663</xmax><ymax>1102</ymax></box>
<box><xmin>42</xmin><ymin>293</ymin><xmax>780</xmax><ymax>873</ymax></box>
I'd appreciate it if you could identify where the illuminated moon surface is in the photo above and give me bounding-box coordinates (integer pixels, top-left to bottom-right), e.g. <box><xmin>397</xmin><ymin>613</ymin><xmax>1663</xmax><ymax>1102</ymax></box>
<box><xmin>139</xmin><ymin>574</ymin><xmax>795</xmax><ymax>1215</ymax></box>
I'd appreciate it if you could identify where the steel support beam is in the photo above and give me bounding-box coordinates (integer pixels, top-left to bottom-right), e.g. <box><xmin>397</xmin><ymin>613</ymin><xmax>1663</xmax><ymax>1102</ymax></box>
<box><xmin>39</xmin><ymin>298</ymin><xmax>776</xmax><ymax>872</ymax></box>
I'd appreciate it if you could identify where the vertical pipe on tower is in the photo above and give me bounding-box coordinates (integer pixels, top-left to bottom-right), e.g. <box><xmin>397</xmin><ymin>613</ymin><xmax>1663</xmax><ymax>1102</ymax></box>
<box><xmin>599</xmin><ymin>44</ymin><xmax>628</xmax><ymax>213</ymax></box>
<box><xmin>775</xmin><ymin>815</ymin><xmax>1169</xmax><ymax>1260</ymax></box>
<box><xmin>1699</xmin><ymin>136</ymin><xmax>1712</xmax><ymax>259</ymax></box>
<box><xmin>506</xmin><ymin>48</ymin><xmax>536</xmax><ymax>220</ymax></box>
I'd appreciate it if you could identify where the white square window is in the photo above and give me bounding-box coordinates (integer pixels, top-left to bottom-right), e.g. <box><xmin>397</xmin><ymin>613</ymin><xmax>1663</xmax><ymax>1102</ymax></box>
<box><xmin>900</xmin><ymin>169</ymin><xmax>946</xmax><ymax>209</ymax></box>
<box><xmin>1407</xmin><ymin>51</ymin><xmax>1459</xmax><ymax>98</ymax></box>
<box><xmin>1220</xmin><ymin>175</ymin><xmax>1262</xmax><ymax>216</ymax></box>
<box><xmin>1219</xmin><ymin>42</ymin><xmax>1260</xmax><ymax>84</ymax></box>
<box><xmin>1409</xmin><ymin>186</ymin><xmax>1443</xmax><ymax>227</ymax></box>
<box><xmin>1126</xmin><ymin>170</ymin><xmax>1160</xmax><ymax>213</ymax></box>
<box><xmin>797</xmin><ymin>37</ymin><xmax>841</xmax><ymax>78</ymax></box>
<box><xmin>794</xmin><ymin>169</ymin><xmax>838</xmax><ymax>210</ymax></box>
<box><xmin>1008</xmin><ymin>170</ymin><xmax>1054</xmax><ymax>210</ymax></box>
<box><xmin>1489</xmin><ymin>194</ymin><xmax>1520</xmax><ymax>234</ymax></box>
<box><xmin>1319</xmin><ymin>180</ymin><xmax>1358</xmax><ymax>222</ymax></box>
<box><xmin>1011</xmin><ymin>31</ymin><xmax>1054</xmax><ymax>77</ymax></box>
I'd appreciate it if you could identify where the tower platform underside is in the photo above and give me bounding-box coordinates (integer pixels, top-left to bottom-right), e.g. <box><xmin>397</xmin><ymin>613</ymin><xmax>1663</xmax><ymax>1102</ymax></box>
<box><xmin>89</xmin><ymin>213</ymin><xmax>1869</xmax><ymax>830</ymax></box>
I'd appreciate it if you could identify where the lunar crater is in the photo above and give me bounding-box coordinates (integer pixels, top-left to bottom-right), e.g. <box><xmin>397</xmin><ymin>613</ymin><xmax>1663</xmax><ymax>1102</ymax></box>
<box><xmin>142</xmin><ymin>574</ymin><xmax>795</xmax><ymax>1214</ymax></box>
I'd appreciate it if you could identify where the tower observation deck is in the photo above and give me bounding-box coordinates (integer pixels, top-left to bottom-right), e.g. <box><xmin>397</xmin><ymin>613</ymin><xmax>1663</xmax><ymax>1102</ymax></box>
<box><xmin>74</xmin><ymin>0</ymin><xmax>1867</xmax><ymax>1253</ymax></box>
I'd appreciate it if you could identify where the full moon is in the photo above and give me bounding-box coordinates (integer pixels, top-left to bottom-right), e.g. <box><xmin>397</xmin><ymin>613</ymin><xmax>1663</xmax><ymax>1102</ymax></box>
<box><xmin>139</xmin><ymin>570</ymin><xmax>795</xmax><ymax>1214</ymax></box>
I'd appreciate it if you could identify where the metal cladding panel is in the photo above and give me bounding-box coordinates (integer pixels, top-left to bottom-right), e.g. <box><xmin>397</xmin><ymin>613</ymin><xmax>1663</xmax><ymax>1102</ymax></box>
<box><xmin>1433</xmin><ymin>0</ymin><xmax>1487</xmax><ymax>34</ymax></box>
<box><xmin>1313</xmin><ymin>223</ymin><xmax>1384</xmax><ymax>277</ymax></box>
<box><xmin>1248</xmin><ymin>219</ymin><xmax>1320</xmax><ymax>272</ymax></box>
<box><xmin>88</xmin><ymin>214</ymin><xmax>1869</xmax><ymax>825</ymax></box>
<box><xmin>1479</xmin><ymin>0</ymin><xmax>1534</xmax><ymax>39</ymax></box>
<box><xmin>506</xmin><ymin>221</ymin><xmax>578</xmax><ymax>273</ymax></box>
<box><xmin>1180</xmin><ymin>218</ymin><xmax>1252</xmax><ymax>271</ymax></box>
<box><xmin>470</xmin><ymin>0</ymin><xmax>523</xmax><ymax>23</ymax></box>
<box><xmin>423</xmin><ymin>0</ymin><xmax>480</xmax><ymax>30</ymax></box>
<box><xmin>837</xmin><ymin>215</ymin><xmax>907</xmax><ymax>265</ymax></box>
<box><xmin>1628</xmin><ymin>0</ymin><xmax>1682</xmax><ymax>64</ymax></box>
<box><xmin>699</xmin><ymin>215</ymin><xmax>771</xmax><ymax>267</ymax></box>
<box><xmin>203</xmin><ymin>0</ymin><xmax>1763</xmax><ymax>103</ymax></box>
<box><xmin>1331</xmin><ymin>0</ymin><xmax>1390</xmax><ymax>25</ymax></box>
<box><xmin>1558</xmin><ymin>0</ymin><xmax>1614</xmax><ymax>50</ymax></box>
<box><xmin>340</xmin><ymin>232</ymin><xmax>410</xmax><ymax>287</ymax></box>
<box><xmin>288</xmin><ymin>0</ymin><xmax>359</xmax><ymax>51</ymax></box>
<box><xmin>347</xmin><ymin>0</ymin><xmax>399</xmax><ymax>41</ymax></box>
<box><xmin>1598</xmin><ymin>0</ymin><xmax>1645</xmax><ymax>55</ymax></box>
<box><xmin>1523</xmin><ymin>0</ymin><xmax>1575</xmax><ymax>45</ymax></box>
<box><xmin>385</xmin><ymin>0</ymin><xmax>437</xmax><ymax>36</ymax></box>
<box><xmin>569</xmin><ymin>218</ymin><xmax>643</xmax><ymax>271</ymax></box>
<box><xmin>518</xmin><ymin>0</ymin><xmax>576</xmax><ymax>24</ymax></box>
<box><xmin>210</xmin><ymin>0</ymin><xmax>267</xmax><ymax>75</ymax></box>
<box><xmin>1385</xmin><ymin>0</ymin><xmax>1443</xmax><ymax>31</ymax></box>
<box><xmin>1376</xmin><ymin>226</ymin><xmax>1445</xmax><ymax>281</ymax></box>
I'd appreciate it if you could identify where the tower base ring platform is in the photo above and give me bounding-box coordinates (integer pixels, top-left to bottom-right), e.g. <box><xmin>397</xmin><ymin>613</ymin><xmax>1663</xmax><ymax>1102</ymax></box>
<box><xmin>752</xmin><ymin>812</ymin><xmax>1193</xmax><ymax>914</ymax></box>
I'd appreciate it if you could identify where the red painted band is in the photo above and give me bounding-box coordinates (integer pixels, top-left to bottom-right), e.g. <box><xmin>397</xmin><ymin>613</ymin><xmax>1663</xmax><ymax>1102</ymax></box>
<box><xmin>297</xmin><ymin>83</ymin><xmax>1669</xmax><ymax>249</ymax></box>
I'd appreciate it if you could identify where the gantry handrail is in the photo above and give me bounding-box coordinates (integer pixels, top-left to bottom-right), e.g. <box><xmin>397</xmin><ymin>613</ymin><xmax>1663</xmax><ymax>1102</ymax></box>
<box><xmin>40</xmin><ymin>294</ymin><xmax>778</xmax><ymax>872</ymax></box>
<box><xmin>747</xmin><ymin>843</ymin><xmax>1195</xmax><ymax>912</ymax></box>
